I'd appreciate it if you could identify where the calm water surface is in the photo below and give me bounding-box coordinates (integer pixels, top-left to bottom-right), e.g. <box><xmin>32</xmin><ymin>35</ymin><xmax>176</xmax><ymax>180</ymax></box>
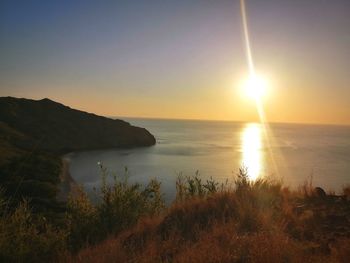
<box><xmin>68</xmin><ymin>119</ymin><xmax>350</xmax><ymax>199</ymax></box>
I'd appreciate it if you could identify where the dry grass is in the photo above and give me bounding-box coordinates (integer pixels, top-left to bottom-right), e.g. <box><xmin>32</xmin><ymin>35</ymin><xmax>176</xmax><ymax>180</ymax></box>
<box><xmin>3</xmin><ymin>168</ymin><xmax>348</xmax><ymax>262</ymax></box>
<box><xmin>343</xmin><ymin>185</ymin><xmax>350</xmax><ymax>201</ymax></box>
<box><xmin>72</xmin><ymin>173</ymin><xmax>350</xmax><ymax>263</ymax></box>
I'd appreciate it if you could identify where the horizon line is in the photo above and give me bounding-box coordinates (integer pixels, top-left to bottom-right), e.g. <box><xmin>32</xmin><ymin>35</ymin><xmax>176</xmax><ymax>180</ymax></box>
<box><xmin>2</xmin><ymin>96</ymin><xmax>349</xmax><ymax>127</ymax></box>
<box><xmin>110</xmin><ymin>115</ymin><xmax>350</xmax><ymax>128</ymax></box>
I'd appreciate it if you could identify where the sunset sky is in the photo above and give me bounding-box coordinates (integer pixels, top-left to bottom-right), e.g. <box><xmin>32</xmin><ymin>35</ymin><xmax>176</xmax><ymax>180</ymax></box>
<box><xmin>1</xmin><ymin>0</ymin><xmax>349</xmax><ymax>125</ymax></box>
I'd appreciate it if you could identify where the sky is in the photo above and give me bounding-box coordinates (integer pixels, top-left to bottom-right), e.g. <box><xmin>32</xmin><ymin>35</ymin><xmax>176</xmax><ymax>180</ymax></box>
<box><xmin>1</xmin><ymin>0</ymin><xmax>349</xmax><ymax>125</ymax></box>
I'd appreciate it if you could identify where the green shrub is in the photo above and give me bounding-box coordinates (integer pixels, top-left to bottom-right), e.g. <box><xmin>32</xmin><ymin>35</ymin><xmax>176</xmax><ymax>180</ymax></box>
<box><xmin>0</xmin><ymin>191</ymin><xmax>67</xmax><ymax>263</ymax></box>
<box><xmin>175</xmin><ymin>171</ymin><xmax>224</xmax><ymax>201</ymax></box>
<box><xmin>66</xmin><ymin>165</ymin><xmax>165</xmax><ymax>252</ymax></box>
<box><xmin>0</xmin><ymin>153</ymin><xmax>62</xmax><ymax>215</ymax></box>
<box><xmin>66</xmin><ymin>187</ymin><xmax>98</xmax><ymax>252</ymax></box>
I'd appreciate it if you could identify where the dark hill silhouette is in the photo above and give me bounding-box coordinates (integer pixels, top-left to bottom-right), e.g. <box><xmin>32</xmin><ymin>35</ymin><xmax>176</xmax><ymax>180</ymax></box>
<box><xmin>0</xmin><ymin>96</ymin><xmax>156</xmax><ymax>214</ymax></box>
<box><xmin>0</xmin><ymin>97</ymin><xmax>156</xmax><ymax>155</ymax></box>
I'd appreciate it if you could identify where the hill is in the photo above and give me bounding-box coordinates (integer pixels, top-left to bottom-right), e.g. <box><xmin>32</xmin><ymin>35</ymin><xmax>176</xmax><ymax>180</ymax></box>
<box><xmin>0</xmin><ymin>96</ymin><xmax>156</xmax><ymax>213</ymax></box>
<box><xmin>0</xmin><ymin>97</ymin><xmax>155</xmax><ymax>159</ymax></box>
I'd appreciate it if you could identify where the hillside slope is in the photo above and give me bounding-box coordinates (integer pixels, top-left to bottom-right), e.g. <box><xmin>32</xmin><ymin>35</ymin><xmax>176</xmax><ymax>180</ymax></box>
<box><xmin>0</xmin><ymin>97</ymin><xmax>156</xmax><ymax>156</ymax></box>
<box><xmin>0</xmin><ymin>96</ymin><xmax>156</xmax><ymax>213</ymax></box>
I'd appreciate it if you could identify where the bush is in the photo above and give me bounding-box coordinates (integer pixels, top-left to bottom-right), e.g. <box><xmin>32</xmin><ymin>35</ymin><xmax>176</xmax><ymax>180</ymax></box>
<box><xmin>175</xmin><ymin>171</ymin><xmax>225</xmax><ymax>201</ymax></box>
<box><xmin>75</xmin><ymin>169</ymin><xmax>327</xmax><ymax>262</ymax></box>
<box><xmin>0</xmin><ymin>153</ymin><xmax>62</xmax><ymax>215</ymax></box>
<box><xmin>66</xmin><ymin>165</ymin><xmax>165</xmax><ymax>252</ymax></box>
<box><xmin>0</xmin><ymin>191</ymin><xmax>67</xmax><ymax>263</ymax></box>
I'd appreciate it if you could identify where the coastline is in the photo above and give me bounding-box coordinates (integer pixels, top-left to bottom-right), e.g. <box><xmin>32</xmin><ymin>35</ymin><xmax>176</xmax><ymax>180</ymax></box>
<box><xmin>57</xmin><ymin>157</ymin><xmax>79</xmax><ymax>202</ymax></box>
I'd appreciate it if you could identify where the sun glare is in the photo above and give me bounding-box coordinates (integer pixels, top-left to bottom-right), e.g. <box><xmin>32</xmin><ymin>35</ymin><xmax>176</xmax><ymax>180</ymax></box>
<box><xmin>241</xmin><ymin>123</ymin><xmax>262</xmax><ymax>180</ymax></box>
<box><xmin>242</xmin><ymin>73</ymin><xmax>268</xmax><ymax>101</ymax></box>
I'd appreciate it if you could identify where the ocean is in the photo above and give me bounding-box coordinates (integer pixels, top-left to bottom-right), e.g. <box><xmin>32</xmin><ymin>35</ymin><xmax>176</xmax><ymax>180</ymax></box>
<box><xmin>67</xmin><ymin>119</ymin><xmax>350</xmax><ymax>200</ymax></box>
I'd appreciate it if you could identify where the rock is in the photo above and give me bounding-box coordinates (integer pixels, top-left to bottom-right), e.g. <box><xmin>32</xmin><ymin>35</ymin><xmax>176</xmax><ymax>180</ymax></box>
<box><xmin>314</xmin><ymin>187</ymin><xmax>327</xmax><ymax>199</ymax></box>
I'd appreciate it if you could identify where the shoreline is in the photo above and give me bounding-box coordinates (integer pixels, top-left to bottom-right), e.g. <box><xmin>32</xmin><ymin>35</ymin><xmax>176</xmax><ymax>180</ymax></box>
<box><xmin>57</xmin><ymin>157</ymin><xmax>79</xmax><ymax>202</ymax></box>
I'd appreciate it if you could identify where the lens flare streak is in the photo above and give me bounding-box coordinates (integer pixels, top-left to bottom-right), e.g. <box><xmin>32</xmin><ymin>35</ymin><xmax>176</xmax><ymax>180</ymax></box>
<box><xmin>240</xmin><ymin>0</ymin><xmax>255</xmax><ymax>75</ymax></box>
<box><xmin>239</xmin><ymin>0</ymin><xmax>279</xmax><ymax>179</ymax></box>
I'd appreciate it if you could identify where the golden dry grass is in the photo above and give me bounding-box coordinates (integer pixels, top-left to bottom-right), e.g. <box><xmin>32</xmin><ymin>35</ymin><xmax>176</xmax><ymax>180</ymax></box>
<box><xmin>72</xmin><ymin>178</ymin><xmax>350</xmax><ymax>263</ymax></box>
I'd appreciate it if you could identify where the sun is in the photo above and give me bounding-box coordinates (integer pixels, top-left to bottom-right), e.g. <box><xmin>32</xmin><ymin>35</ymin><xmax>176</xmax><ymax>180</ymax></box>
<box><xmin>242</xmin><ymin>73</ymin><xmax>268</xmax><ymax>101</ymax></box>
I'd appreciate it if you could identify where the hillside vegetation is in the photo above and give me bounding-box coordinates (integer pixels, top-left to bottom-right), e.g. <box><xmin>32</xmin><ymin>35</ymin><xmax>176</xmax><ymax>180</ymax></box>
<box><xmin>0</xmin><ymin>97</ymin><xmax>155</xmax><ymax>156</ymax></box>
<box><xmin>1</xmin><ymin>167</ymin><xmax>350</xmax><ymax>262</ymax></box>
<box><xmin>0</xmin><ymin>96</ymin><xmax>155</xmax><ymax>214</ymax></box>
<box><xmin>72</xmin><ymin>170</ymin><xmax>350</xmax><ymax>263</ymax></box>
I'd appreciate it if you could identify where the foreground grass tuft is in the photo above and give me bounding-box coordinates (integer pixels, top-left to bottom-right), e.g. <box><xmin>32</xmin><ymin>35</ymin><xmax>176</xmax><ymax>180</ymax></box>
<box><xmin>0</xmin><ymin>191</ymin><xmax>67</xmax><ymax>263</ymax></box>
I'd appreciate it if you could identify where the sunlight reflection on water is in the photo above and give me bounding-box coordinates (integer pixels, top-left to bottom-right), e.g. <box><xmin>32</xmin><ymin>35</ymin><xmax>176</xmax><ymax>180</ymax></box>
<box><xmin>241</xmin><ymin>123</ymin><xmax>263</xmax><ymax>180</ymax></box>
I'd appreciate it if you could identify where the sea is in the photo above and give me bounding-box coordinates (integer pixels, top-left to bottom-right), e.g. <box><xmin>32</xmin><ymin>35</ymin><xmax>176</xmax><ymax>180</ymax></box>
<box><xmin>67</xmin><ymin>119</ymin><xmax>350</xmax><ymax>200</ymax></box>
